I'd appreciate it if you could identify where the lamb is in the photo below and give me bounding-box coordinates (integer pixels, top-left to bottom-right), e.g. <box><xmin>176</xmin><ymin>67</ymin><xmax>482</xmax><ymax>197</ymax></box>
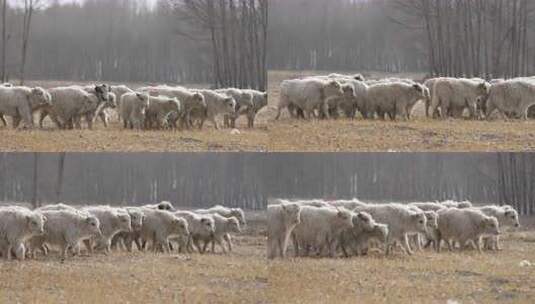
<box><xmin>172</xmin><ymin>211</ymin><xmax>215</xmax><ymax>254</ymax></box>
<box><xmin>191</xmin><ymin>89</ymin><xmax>236</xmax><ymax>130</ymax></box>
<box><xmin>338</xmin><ymin>211</ymin><xmax>379</xmax><ymax>257</ymax></box>
<box><xmin>194</xmin><ymin>205</ymin><xmax>246</xmax><ymax>251</ymax></box>
<box><xmin>276</xmin><ymin>78</ymin><xmax>343</xmax><ymax>120</ymax></box>
<box><xmin>0</xmin><ymin>86</ymin><xmax>52</xmax><ymax>128</ymax></box>
<box><xmin>0</xmin><ymin>207</ymin><xmax>45</xmax><ymax>260</ymax></box>
<box><xmin>267</xmin><ymin>202</ymin><xmax>302</xmax><ymax>259</ymax></box>
<box><xmin>241</xmin><ymin>89</ymin><xmax>268</xmax><ymax>128</ymax></box>
<box><xmin>367</xmin><ymin>82</ymin><xmax>427</xmax><ymax>120</ymax></box>
<box><xmin>81</xmin><ymin>206</ymin><xmax>132</xmax><ymax>254</ymax></box>
<box><xmin>430</xmin><ymin>78</ymin><xmax>490</xmax><ymax>119</ymax></box>
<box><xmin>27</xmin><ymin>209</ymin><xmax>101</xmax><ymax>259</ymax></box>
<box><xmin>144</xmin><ymin>95</ymin><xmax>181</xmax><ymax>129</ymax></box>
<box><xmin>437</xmin><ymin>208</ymin><xmax>500</xmax><ymax>252</ymax></box>
<box><xmin>472</xmin><ymin>205</ymin><xmax>520</xmax><ymax>250</ymax></box>
<box><xmin>485</xmin><ymin>78</ymin><xmax>535</xmax><ymax>119</ymax></box>
<box><xmin>139</xmin><ymin>86</ymin><xmax>206</xmax><ymax>129</ymax></box>
<box><xmin>291</xmin><ymin>206</ymin><xmax>354</xmax><ymax>257</ymax></box>
<box><xmin>353</xmin><ymin>203</ymin><xmax>427</xmax><ymax>255</ymax></box>
<box><xmin>139</xmin><ymin>208</ymin><xmax>189</xmax><ymax>253</ymax></box>
<box><xmin>120</xmin><ymin>92</ymin><xmax>150</xmax><ymax>129</ymax></box>
<box><xmin>215</xmin><ymin>88</ymin><xmax>254</xmax><ymax>128</ymax></box>
<box><xmin>111</xmin><ymin>206</ymin><xmax>145</xmax><ymax>252</ymax></box>
<box><xmin>196</xmin><ymin>213</ymin><xmax>241</xmax><ymax>254</ymax></box>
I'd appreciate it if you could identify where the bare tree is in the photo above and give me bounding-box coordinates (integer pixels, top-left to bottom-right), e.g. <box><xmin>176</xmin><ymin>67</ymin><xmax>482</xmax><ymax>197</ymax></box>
<box><xmin>1</xmin><ymin>0</ymin><xmax>7</xmax><ymax>82</ymax></box>
<box><xmin>19</xmin><ymin>0</ymin><xmax>43</xmax><ymax>85</ymax></box>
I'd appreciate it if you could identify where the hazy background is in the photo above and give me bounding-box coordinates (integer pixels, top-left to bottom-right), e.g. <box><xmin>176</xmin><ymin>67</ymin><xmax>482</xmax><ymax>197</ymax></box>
<box><xmin>1</xmin><ymin>153</ymin><xmax>533</xmax><ymax>214</ymax></box>
<box><xmin>1</xmin><ymin>0</ymin><xmax>267</xmax><ymax>89</ymax></box>
<box><xmin>268</xmin><ymin>0</ymin><xmax>535</xmax><ymax>79</ymax></box>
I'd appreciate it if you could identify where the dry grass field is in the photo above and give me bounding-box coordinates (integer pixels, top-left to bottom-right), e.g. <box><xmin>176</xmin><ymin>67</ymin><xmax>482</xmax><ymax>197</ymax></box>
<box><xmin>0</xmin><ymin>211</ymin><xmax>268</xmax><ymax>304</ymax></box>
<box><xmin>265</xmin><ymin>70</ymin><xmax>535</xmax><ymax>152</ymax></box>
<box><xmin>267</xmin><ymin>218</ymin><xmax>535</xmax><ymax>304</ymax></box>
<box><xmin>0</xmin><ymin>80</ymin><xmax>271</xmax><ymax>152</ymax></box>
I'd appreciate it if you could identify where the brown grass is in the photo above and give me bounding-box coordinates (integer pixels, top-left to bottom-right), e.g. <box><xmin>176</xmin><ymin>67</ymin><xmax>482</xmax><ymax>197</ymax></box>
<box><xmin>0</xmin><ymin>211</ymin><xmax>267</xmax><ymax>304</ymax></box>
<box><xmin>266</xmin><ymin>70</ymin><xmax>535</xmax><ymax>152</ymax></box>
<box><xmin>268</xmin><ymin>231</ymin><xmax>535</xmax><ymax>304</ymax></box>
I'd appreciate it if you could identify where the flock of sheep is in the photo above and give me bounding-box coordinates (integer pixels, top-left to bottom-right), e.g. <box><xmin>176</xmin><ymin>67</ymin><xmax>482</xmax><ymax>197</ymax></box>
<box><xmin>267</xmin><ymin>199</ymin><xmax>520</xmax><ymax>259</ymax></box>
<box><xmin>0</xmin><ymin>201</ymin><xmax>246</xmax><ymax>261</ymax></box>
<box><xmin>0</xmin><ymin>83</ymin><xmax>268</xmax><ymax>130</ymax></box>
<box><xmin>276</xmin><ymin>73</ymin><xmax>535</xmax><ymax>120</ymax></box>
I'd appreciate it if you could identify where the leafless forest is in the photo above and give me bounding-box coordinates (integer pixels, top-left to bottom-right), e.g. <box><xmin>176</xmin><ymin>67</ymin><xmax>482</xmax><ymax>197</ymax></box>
<box><xmin>268</xmin><ymin>0</ymin><xmax>535</xmax><ymax>78</ymax></box>
<box><xmin>0</xmin><ymin>152</ymin><xmax>534</xmax><ymax>214</ymax></box>
<box><xmin>0</xmin><ymin>0</ymin><xmax>267</xmax><ymax>89</ymax></box>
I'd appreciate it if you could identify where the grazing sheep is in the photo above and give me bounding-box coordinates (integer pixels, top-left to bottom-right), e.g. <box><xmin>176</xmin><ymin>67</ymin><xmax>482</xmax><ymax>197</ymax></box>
<box><xmin>0</xmin><ymin>86</ymin><xmax>52</xmax><ymax>128</ymax></box>
<box><xmin>81</xmin><ymin>206</ymin><xmax>132</xmax><ymax>254</ymax></box>
<box><xmin>215</xmin><ymin>88</ymin><xmax>254</xmax><ymax>128</ymax></box>
<box><xmin>190</xmin><ymin>89</ymin><xmax>236</xmax><ymax>130</ymax></box>
<box><xmin>120</xmin><ymin>92</ymin><xmax>150</xmax><ymax>129</ymax></box>
<box><xmin>27</xmin><ymin>209</ymin><xmax>101</xmax><ymax>259</ymax></box>
<box><xmin>139</xmin><ymin>208</ymin><xmax>188</xmax><ymax>253</ymax></box>
<box><xmin>437</xmin><ymin>208</ymin><xmax>500</xmax><ymax>252</ymax></box>
<box><xmin>291</xmin><ymin>206</ymin><xmax>354</xmax><ymax>257</ymax></box>
<box><xmin>485</xmin><ymin>78</ymin><xmax>535</xmax><ymax>120</ymax></box>
<box><xmin>353</xmin><ymin>203</ymin><xmax>427</xmax><ymax>255</ymax></box>
<box><xmin>0</xmin><ymin>207</ymin><xmax>45</xmax><ymax>260</ymax></box>
<box><xmin>367</xmin><ymin>82</ymin><xmax>427</xmax><ymax>120</ymax></box>
<box><xmin>144</xmin><ymin>95</ymin><xmax>181</xmax><ymax>129</ymax></box>
<box><xmin>276</xmin><ymin>78</ymin><xmax>343</xmax><ymax>120</ymax></box>
<box><xmin>431</xmin><ymin>78</ymin><xmax>490</xmax><ymax>119</ymax></box>
<box><xmin>267</xmin><ymin>202</ymin><xmax>302</xmax><ymax>259</ymax></box>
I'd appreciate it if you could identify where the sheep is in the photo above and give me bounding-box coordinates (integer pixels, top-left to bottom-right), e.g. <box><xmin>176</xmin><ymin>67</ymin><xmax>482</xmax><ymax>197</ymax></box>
<box><xmin>190</xmin><ymin>89</ymin><xmax>236</xmax><ymax>130</ymax></box>
<box><xmin>327</xmin><ymin>73</ymin><xmax>365</xmax><ymax>81</ymax></box>
<box><xmin>196</xmin><ymin>213</ymin><xmax>241</xmax><ymax>254</ymax></box>
<box><xmin>139</xmin><ymin>208</ymin><xmax>189</xmax><ymax>253</ymax></box>
<box><xmin>0</xmin><ymin>86</ymin><xmax>52</xmax><ymax>128</ymax></box>
<box><xmin>276</xmin><ymin>78</ymin><xmax>344</xmax><ymax>120</ymax></box>
<box><xmin>144</xmin><ymin>95</ymin><xmax>181</xmax><ymax>129</ymax></box>
<box><xmin>36</xmin><ymin>203</ymin><xmax>78</xmax><ymax>212</ymax></box>
<box><xmin>241</xmin><ymin>89</ymin><xmax>268</xmax><ymax>128</ymax></box>
<box><xmin>338</xmin><ymin>211</ymin><xmax>379</xmax><ymax>257</ymax></box>
<box><xmin>327</xmin><ymin>199</ymin><xmax>368</xmax><ymax>210</ymax></box>
<box><xmin>406</xmin><ymin>207</ymin><xmax>439</xmax><ymax>251</ymax></box>
<box><xmin>41</xmin><ymin>86</ymin><xmax>105</xmax><ymax>129</ymax></box>
<box><xmin>139</xmin><ymin>85</ymin><xmax>206</xmax><ymax>129</ymax></box>
<box><xmin>143</xmin><ymin>201</ymin><xmax>175</xmax><ymax>211</ymax></box>
<box><xmin>367</xmin><ymin>82</ymin><xmax>427</xmax><ymax>120</ymax></box>
<box><xmin>423</xmin><ymin>78</ymin><xmax>439</xmax><ymax>117</ymax></box>
<box><xmin>430</xmin><ymin>78</ymin><xmax>490</xmax><ymax>119</ymax></box>
<box><xmin>215</xmin><ymin>88</ymin><xmax>254</xmax><ymax>128</ymax></box>
<box><xmin>120</xmin><ymin>92</ymin><xmax>150</xmax><ymax>129</ymax></box>
<box><xmin>324</xmin><ymin>83</ymin><xmax>356</xmax><ymax>119</ymax></box>
<box><xmin>172</xmin><ymin>211</ymin><xmax>215</xmax><ymax>254</ymax></box>
<box><xmin>111</xmin><ymin>206</ymin><xmax>145</xmax><ymax>252</ymax></box>
<box><xmin>408</xmin><ymin>202</ymin><xmax>446</xmax><ymax>212</ymax></box>
<box><xmin>26</xmin><ymin>209</ymin><xmax>101</xmax><ymax>259</ymax></box>
<box><xmin>81</xmin><ymin>206</ymin><xmax>132</xmax><ymax>254</ymax></box>
<box><xmin>485</xmin><ymin>78</ymin><xmax>535</xmax><ymax>120</ymax></box>
<box><xmin>353</xmin><ymin>203</ymin><xmax>427</xmax><ymax>255</ymax></box>
<box><xmin>437</xmin><ymin>208</ymin><xmax>500</xmax><ymax>253</ymax></box>
<box><xmin>439</xmin><ymin>200</ymin><xmax>472</xmax><ymax>209</ymax></box>
<box><xmin>111</xmin><ymin>85</ymin><xmax>134</xmax><ymax>121</ymax></box>
<box><xmin>267</xmin><ymin>202</ymin><xmax>302</xmax><ymax>259</ymax></box>
<box><xmin>343</xmin><ymin>222</ymin><xmax>389</xmax><ymax>257</ymax></box>
<box><xmin>472</xmin><ymin>205</ymin><xmax>520</xmax><ymax>251</ymax></box>
<box><xmin>71</xmin><ymin>84</ymin><xmax>114</xmax><ymax>128</ymax></box>
<box><xmin>194</xmin><ymin>205</ymin><xmax>246</xmax><ymax>251</ymax></box>
<box><xmin>291</xmin><ymin>206</ymin><xmax>354</xmax><ymax>257</ymax></box>
<box><xmin>0</xmin><ymin>207</ymin><xmax>45</xmax><ymax>260</ymax></box>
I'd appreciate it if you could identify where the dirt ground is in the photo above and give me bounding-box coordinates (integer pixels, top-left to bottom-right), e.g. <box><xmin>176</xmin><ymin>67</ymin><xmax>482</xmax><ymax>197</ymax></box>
<box><xmin>265</xmin><ymin>70</ymin><xmax>535</xmax><ymax>152</ymax></box>
<box><xmin>0</xmin><ymin>210</ymin><xmax>268</xmax><ymax>304</ymax></box>
<box><xmin>267</xmin><ymin>217</ymin><xmax>535</xmax><ymax>304</ymax></box>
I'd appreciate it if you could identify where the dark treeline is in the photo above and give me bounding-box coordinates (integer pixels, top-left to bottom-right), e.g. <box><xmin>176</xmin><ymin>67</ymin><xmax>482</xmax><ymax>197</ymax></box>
<box><xmin>0</xmin><ymin>0</ymin><xmax>267</xmax><ymax>89</ymax></box>
<box><xmin>268</xmin><ymin>0</ymin><xmax>535</xmax><ymax>78</ymax></box>
<box><xmin>1</xmin><ymin>153</ymin><xmax>534</xmax><ymax>214</ymax></box>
